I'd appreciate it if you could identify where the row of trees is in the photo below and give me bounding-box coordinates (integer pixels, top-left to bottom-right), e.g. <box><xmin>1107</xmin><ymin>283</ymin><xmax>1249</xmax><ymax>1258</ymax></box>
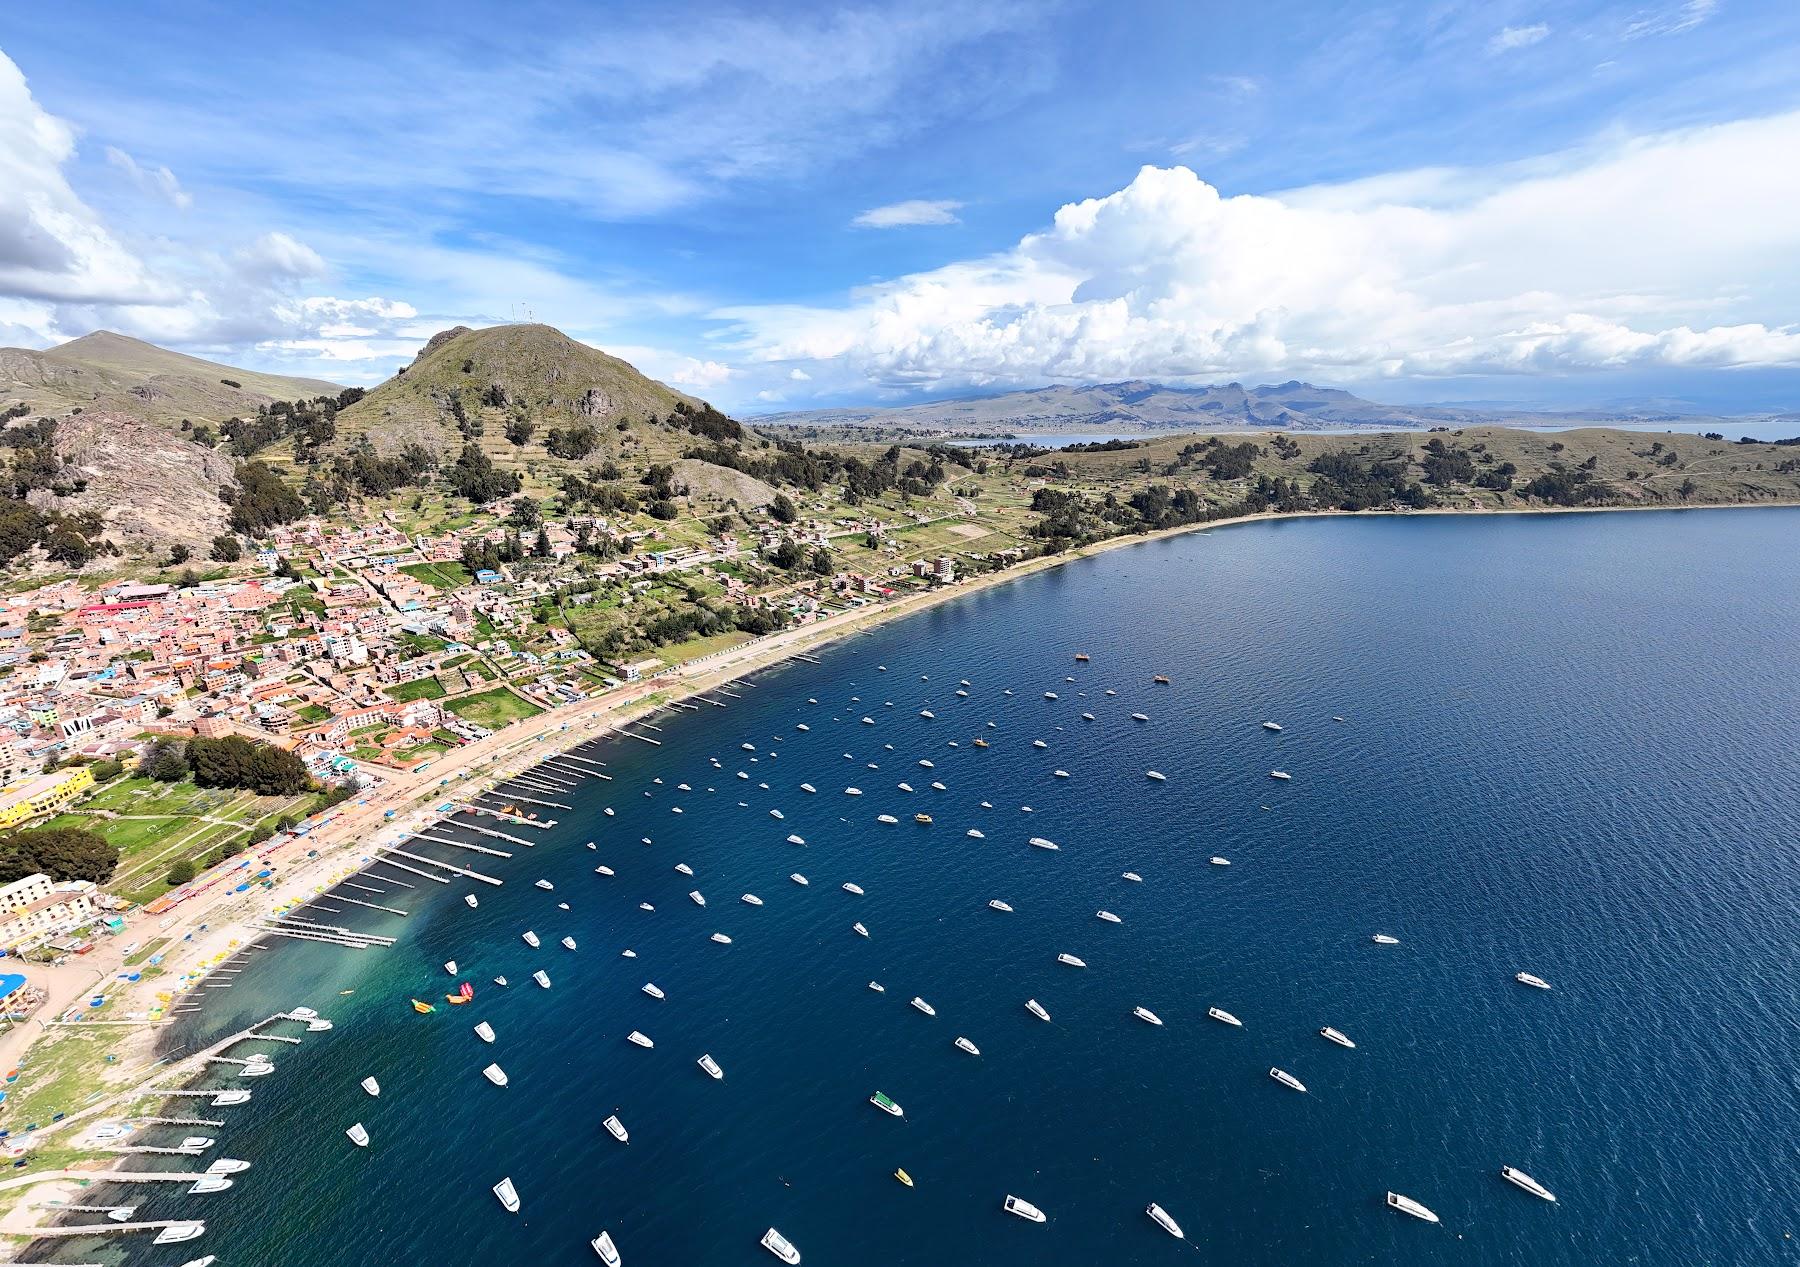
<box><xmin>0</xmin><ymin>827</ymin><xmax>118</xmax><ymax>884</ymax></box>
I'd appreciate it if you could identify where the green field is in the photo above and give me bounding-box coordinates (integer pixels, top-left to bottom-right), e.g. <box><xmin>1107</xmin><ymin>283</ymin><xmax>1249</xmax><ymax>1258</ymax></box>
<box><xmin>384</xmin><ymin>677</ymin><xmax>446</xmax><ymax>702</ymax></box>
<box><xmin>445</xmin><ymin>687</ymin><xmax>544</xmax><ymax>729</ymax></box>
<box><xmin>293</xmin><ymin>702</ymin><xmax>332</xmax><ymax>723</ymax></box>
<box><xmin>401</xmin><ymin>561</ymin><xmax>474</xmax><ymax>590</ymax></box>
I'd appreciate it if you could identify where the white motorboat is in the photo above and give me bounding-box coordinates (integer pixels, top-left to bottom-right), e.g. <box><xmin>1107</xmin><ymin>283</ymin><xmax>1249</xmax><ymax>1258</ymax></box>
<box><xmin>188</xmin><ymin>1176</ymin><xmax>232</xmax><ymax>1194</ymax></box>
<box><xmin>711</xmin><ymin>933</ymin><xmax>733</xmax><ymax>944</ymax></box>
<box><xmin>842</xmin><ymin>882</ymin><xmax>864</xmax><ymax>895</ymax></box>
<box><xmin>475</xmin><ymin>1021</ymin><xmax>495</xmax><ymax>1042</ymax></box>
<box><xmin>675</xmin><ymin>863</ymin><xmax>694</xmax><ymax>876</ymax></box>
<box><xmin>770</xmin><ymin>809</ymin><xmax>785</xmax><ymax>820</ymax></box>
<box><xmin>493</xmin><ymin>1176</ymin><xmax>520</xmax><ymax>1213</ymax></box>
<box><xmin>153</xmin><ymin>1223</ymin><xmax>206</xmax><ymax>1245</ymax></box>
<box><xmin>1097</xmin><ymin>910</ymin><xmax>1122</xmax><ymax>924</ymax></box>
<box><xmin>1133</xmin><ymin>1006</ymin><xmax>1164</xmax><ymax>1025</ymax></box>
<box><xmin>464</xmin><ymin>894</ymin><xmax>478</xmax><ymax>908</ymax></box>
<box><xmin>1516</xmin><ymin>972</ymin><xmax>1552</xmax><ymax>990</ymax></box>
<box><xmin>898</xmin><ymin>781</ymin><xmax>915</xmax><ymax>793</ymax></box>
<box><xmin>787</xmin><ymin>834</ymin><xmax>806</xmax><ymax>845</ymax></box>
<box><xmin>689</xmin><ymin>890</ymin><xmax>707</xmax><ymax>906</ymax></box>
<box><xmin>1033</xmin><ymin>740</ymin><xmax>1048</xmax><ymax>749</ymax></box>
<box><xmin>1044</xmin><ymin>692</ymin><xmax>1058</xmax><ymax>700</ymax></box>
<box><xmin>345</xmin><ymin>1122</ymin><xmax>369</xmax><ymax>1147</ymax></box>
<box><xmin>845</xmin><ymin>787</ymin><xmax>862</xmax><ymax>796</ymax></box>
<box><xmin>642</xmin><ymin>982</ymin><xmax>665</xmax><ymax>999</ymax></box>
<box><xmin>920</xmin><ymin>710</ymin><xmax>935</xmax><ymax>719</ymax></box>
<box><xmin>698</xmin><ymin>1053</ymin><xmax>724</xmax><ymax>1080</ymax></box>
<box><xmin>1053</xmin><ymin>769</ymin><xmax>1070</xmax><ymax>779</ymax></box>
<box><xmin>536</xmin><ymin>879</ymin><xmax>555</xmax><ymax>890</ymax></box>
<box><xmin>1146</xmin><ymin>770</ymin><xmax>1166</xmax><ymax>781</ymax></box>
<box><xmin>444</xmin><ymin>960</ymin><xmax>458</xmax><ymax>975</ymax></box>
<box><xmin>1029</xmin><ymin>837</ymin><xmax>1059</xmax><ymax>850</ymax></box>
<box><xmin>533</xmin><ymin>970</ymin><xmax>551</xmax><ymax>988</ymax></box>
<box><xmin>791</xmin><ymin>873</ymin><xmax>809</xmax><ymax>885</ymax></box>
<box><xmin>1122</xmin><ymin>871</ymin><xmax>1142</xmax><ymax>882</ymax></box>
<box><xmin>482</xmin><ymin>1063</ymin><xmax>508</xmax><ymax>1087</ymax></box>
<box><xmin>1081</xmin><ymin>712</ymin><xmax>1095</xmax><ymax>720</ymax></box>
<box><xmin>1003</xmin><ymin>1195</ymin><xmax>1047</xmax><ymax>1222</ymax></box>
<box><xmin>1262</xmin><ymin>721</ymin><xmax>1283</xmax><ymax>731</ymax></box>
<box><xmin>967</xmin><ymin>828</ymin><xmax>986</xmax><ymax>838</ymax></box>
<box><xmin>800</xmin><ymin>782</ymin><xmax>816</xmax><ymax>792</ymax></box>
<box><xmin>1321</xmin><ymin>1026</ymin><xmax>1356</xmax><ymax>1048</ymax></box>
<box><xmin>910</xmin><ymin>996</ymin><xmax>936</xmax><ymax>1017</ymax></box>
<box><xmin>869</xmin><ymin>1091</ymin><xmax>904</xmax><ymax>1116</ymax></box>
<box><xmin>853</xmin><ymin>921</ymin><xmax>869</xmax><ymax>937</ymax></box>
<box><xmin>1268</xmin><ymin>770</ymin><xmax>1292</xmax><ymax>781</ymax></box>
<box><xmin>180</xmin><ymin>1136</ymin><xmax>215</xmax><ymax>1150</ymax></box>
<box><xmin>1269</xmin><ymin>1067</ymin><xmax>1307</xmax><ymax>1092</ymax></box>
<box><xmin>955</xmin><ymin>1036</ymin><xmax>981</xmax><ymax>1056</ymax></box>
<box><xmin>1386</xmin><ymin>1191</ymin><xmax>1438</xmax><ymax>1222</ymax></box>
<box><xmin>603</xmin><ymin>1113</ymin><xmax>629</xmax><ymax>1143</ymax></box>
<box><xmin>869</xmin><ymin>981</ymin><xmax>885</xmax><ymax>992</ymax></box>
<box><xmin>989</xmin><ymin>899</ymin><xmax>1013</xmax><ymax>912</ymax></box>
<box><xmin>639</xmin><ymin>903</ymin><xmax>655</xmax><ymax>911</ymax></box>
<box><xmin>626</xmin><ymin>1031</ymin><xmax>654</xmax><ymax>1048</ymax></box>
<box><xmin>1500</xmin><ymin>1166</ymin><xmax>1557</xmax><ymax>1201</ymax></box>
<box><xmin>494</xmin><ymin>976</ymin><xmax>509</xmax><ymax>987</ymax></box>
<box><xmin>1057</xmin><ymin>953</ymin><xmax>1087</xmax><ymax>967</ymax></box>
<box><xmin>562</xmin><ymin>936</ymin><xmax>578</xmax><ymax>950</ymax></box>
<box><xmin>877</xmin><ymin>814</ymin><xmax>899</xmax><ymax>824</ymax></box>
<box><xmin>206</xmin><ymin>1158</ymin><xmax>250</xmax><ymax>1174</ymax></box>
<box><xmin>760</xmin><ymin>1226</ymin><xmax>801</xmax><ymax>1264</ymax></box>
<box><xmin>1131</xmin><ymin>712</ymin><xmax>1149</xmax><ymax>722</ymax></box>
<box><xmin>1208</xmin><ymin>1007</ymin><xmax>1242</xmax><ymax>1026</ymax></box>
<box><xmin>1372</xmin><ymin>934</ymin><xmax>1400</xmax><ymax>945</ymax></box>
<box><xmin>1146</xmin><ymin>1202</ymin><xmax>1184</xmax><ymax>1238</ymax></box>
<box><xmin>596</xmin><ymin>866</ymin><xmax>614</xmax><ymax>876</ymax></box>
<box><xmin>360</xmin><ymin>1076</ymin><xmax>380</xmax><ymax>1096</ymax></box>
<box><xmin>1210</xmin><ymin>856</ymin><xmax>1231</xmax><ymax>866</ymax></box>
<box><xmin>592</xmin><ymin>1230</ymin><xmax>621</xmax><ymax>1265</ymax></box>
<box><xmin>741</xmin><ymin>893</ymin><xmax>764</xmax><ymax>906</ymax></box>
<box><xmin>1025</xmin><ymin>998</ymin><xmax>1051</xmax><ymax>1021</ymax></box>
<box><xmin>621</xmin><ymin>949</ymin><xmax>637</xmax><ymax>958</ymax></box>
<box><xmin>522</xmin><ymin>930</ymin><xmax>540</xmax><ymax>948</ymax></box>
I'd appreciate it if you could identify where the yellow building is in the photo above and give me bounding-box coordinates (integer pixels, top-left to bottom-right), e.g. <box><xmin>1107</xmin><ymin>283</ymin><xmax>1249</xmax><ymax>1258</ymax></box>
<box><xmin>0</xmin><ymin>765</ymin><xmax>96</xmax><ymax>829</ymax></box>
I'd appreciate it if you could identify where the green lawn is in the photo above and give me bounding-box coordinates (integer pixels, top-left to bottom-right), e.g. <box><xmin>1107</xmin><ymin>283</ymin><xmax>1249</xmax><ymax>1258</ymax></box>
<box><xmin>401</xmin><ymin>561</ymin><xmax>474</xmax><ymax>590</ymax></box>
<box><xmin>384</xmin><ymin>677</ymin><xmax>446</xmax><ymax>702</ymax></box>
<box><xmin>445</xmin><ymin>687</ymin><xmax>544</xmax><ymax>729</ymax></box>
<box><xmin>293</xmin><ymin>702</ymin><xmax>332</xmax><ymax>723</ymax></box>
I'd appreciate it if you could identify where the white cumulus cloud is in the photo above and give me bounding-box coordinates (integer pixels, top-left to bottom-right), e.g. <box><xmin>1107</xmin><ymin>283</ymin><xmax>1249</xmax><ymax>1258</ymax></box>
<box><xmin>716</xmin><ymin>110</ymin><xmax>1800</xmax><ymax>393</ymax></box>
<box><xmin>853</xmin><ymin>199</ymin><xmax>964</xmax><ymax>228</ymax></box>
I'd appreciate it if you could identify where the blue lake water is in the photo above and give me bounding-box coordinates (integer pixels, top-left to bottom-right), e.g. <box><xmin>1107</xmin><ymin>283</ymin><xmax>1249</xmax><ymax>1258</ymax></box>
<box><xmin>57</xmin><ymin>507</ymin><xmax>1800</xmax><ymax>1266</ymax></box>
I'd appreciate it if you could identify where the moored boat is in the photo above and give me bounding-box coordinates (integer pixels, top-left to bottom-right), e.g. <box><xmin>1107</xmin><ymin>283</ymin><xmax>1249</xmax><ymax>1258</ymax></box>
<box><xmin>603</xmin><ymin>1113</ymin><xmax>628</xmax><ymax>1143</ymax></box>
<box><xmin>1025</xmin><ymin>998</ymin><xmax>1050</xmax><ymax>1021</ymax></box>
<box><xmin>474</xmin><ymin>1021</ymin><xmax>495</xmax><ymax>1042</ymax></box>
<box><xmin>988</xmin><ymin>899</ymin><xmax>1013</xmax><ymax>912</ymax></box>
<box><xmin>1003</xmin><ymin>1194</ymin><xmax>1047</xmax><ymax>1222</ymax></box>
<box><xmin>689</xmin><ymin>890</ymin><xmax>706</xmax><ymax>906</ymax></box>
<box><xmin>641</xmin><ymin>982</ymin><xmax>665</xmax><ymax>999</ymax></box>
<box><xmin>1146</xmin><ymin>770</ymin><xmax>1166</xmax><ymax>781</ymax></box>
<box><xmin>1516</xmin><ymin>972</ymin><xmax>1552</xmax><ymax>990</ymax></box>
<box><xmin>482</xmin><ymin>1063</ymin><xmax>508</xmax><ymax>1087</ymax></box>
<box><xmin>626</xmin><ymin>1031</ymin><xmax>653</xmax><ymax>1048</ymax></box>
<box><xmin>1096</xmin><ymin>909</ymin><xmax>1122</xmax><ymax>923</ymax></box>
<box><xmin>853</xmin><ymin>922</ymin><xmax>868</xmax><ymax>937</ymax></box>
<box><xmin>760</xmin><ymin>1226</ymin><xmax>801</xmax><ymax>1263</ymax></box>
<box><xmin>1500</xmin><ymin>1166</ymin><xmax>1557</xmax><ymax>1201</ymax></box>
<box><xmin>493</xmin><ymin>1176</ymin><xmax>520</xmax><ymax>1213</ymax></box>
<box><xmin>910</xmin><ymin>996</ymin><xmax>936</xmax><ymax>1016</ymax></box>
<box><xmin>1146</xmin><ymin>1202</ymin><xmax>1183</xmax><ymax>1238</ymax></box>
<box><xmin>1057</xmin><ymin>953</ymin><xmax>1086</xmax><ymax>967</ymax></box>
<box><xmin>345</xmin><ymin>1122</ymin><xmax>369</xmax><ymax>1147</ymax></box>
<box><xmin>741</xmin><ymin>893</ymin><xmax>764</xmax><ymax>906</ymax></box>
<box><xmin>1372</xmin><ymin>934</ymin><xmax>1400</xmax><ymax>945</ymax></box>
<box><xmin>1321</xmin><ymin>1026</ymin><xmax>1356</xmax><ymax>1048</ymax></box>
<box><xmin>698</xmin><ymin>1053</ymin><xmax>724</xmax><ymax>1080</ymax></box>
<box><xmin>592</xmin><ymin>1230</ymin><xmax>621</xmax><ymax>1265</ymax></box>
<box><xmin>1269</xmin><ymin>1067</ymin><xmax>1307</xmax><ymax>1092</ymax></box>
<box><xmin>1133</xmin><ymin>1006</ymin><xmax>1164</xmax><ymax>1025</ymax></box>
<box><xmin>522</xmin><ymin>930</ymin><xmax>540</xmax><ymax>948</ymax></box>
<box><xmin>843</xmin><ymin>882</ymin><xmax>864</xmax><ymax>895</ymax></box>
<box><xmin>360</xmin><ymin>1076</ymin><xmax>380</xmax><ymax>1096</ymax></box>
<box><xmin>1386</xmin><ymin>1191</ymin><xmax>1438</xmax><ymax>1222</ymax></box>
<box><xmin>869</xmin><ymin>1090</ymin><xmax>904</xmax><ymax>1117</ymax></box>
<box><xmin>955</xmin><ymin>1036</ymin><xmax>980</xmax><ymax>1055</ymax></box>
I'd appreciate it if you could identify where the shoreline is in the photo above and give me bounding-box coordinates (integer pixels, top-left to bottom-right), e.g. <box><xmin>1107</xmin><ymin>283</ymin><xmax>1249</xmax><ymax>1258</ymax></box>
<box><xmin>9</xmin><ymin>497</ymin><xmax>1795</xmax><ymax>1100</ymax></box>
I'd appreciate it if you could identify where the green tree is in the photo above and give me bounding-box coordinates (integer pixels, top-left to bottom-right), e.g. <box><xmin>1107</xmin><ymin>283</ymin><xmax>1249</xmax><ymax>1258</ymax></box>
<box><xmin>210</xmin><ymin>534</ymin><xmax>243</xmax><ymax>562</ymax></box>
<box><xmin>0</xmin><ymin>828</ymin><xmax>120</xmax><ymax>884</ymax></box>
<box><xmin>769</xmin><ymin>493</ymin><xmax>797</xmax><ymax>524</ymax></box>
<box><xmin>165</xmin><ymin>858</ymin><xmax>197</xmax><ymax>885</ymax></box>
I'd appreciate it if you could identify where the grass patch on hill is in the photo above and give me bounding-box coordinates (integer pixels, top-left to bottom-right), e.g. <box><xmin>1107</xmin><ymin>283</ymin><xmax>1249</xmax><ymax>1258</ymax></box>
<box><xmin>400</xmin><ymin>561</ymin><xmax>473</xmax><ymax>590</ymax></box>
<box><xmin>383</xmin><ymin>677</ymin><xmax>446</xmax><ymax>702</ymax></box>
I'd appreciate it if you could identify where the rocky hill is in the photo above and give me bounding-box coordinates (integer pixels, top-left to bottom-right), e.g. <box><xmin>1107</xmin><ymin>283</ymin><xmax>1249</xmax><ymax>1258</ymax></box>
<box><xmin>0</xmin><ymin>331</ymin><xmax>341</xmax><ymax>428</ymax></box>
<box><xmin>333</xmin><ymin>324</ymin><xmax>698</xmax><ymax>459</ymax></box>
<box><xmin>37</xmin><ymin>411</ymin><xmax>235</xmax><ymax>549</ymax></box>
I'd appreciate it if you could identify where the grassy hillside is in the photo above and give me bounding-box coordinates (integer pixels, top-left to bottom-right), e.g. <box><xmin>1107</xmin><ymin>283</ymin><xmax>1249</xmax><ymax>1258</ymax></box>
<box><xmin>332</xmin><ymin>323</ymin><xmax>699</xmax><ymax>462</ymax></box>
<box><xmin>0</xmin><ymin>331</ymin><xmax>340</xmax><ymax>427</ymax></box>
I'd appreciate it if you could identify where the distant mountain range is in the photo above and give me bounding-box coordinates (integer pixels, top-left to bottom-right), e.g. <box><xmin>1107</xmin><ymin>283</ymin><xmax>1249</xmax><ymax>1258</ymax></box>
<box><xmin>0</xmin><ymin>330</ymin><xmax>341</xmax><ymax>427</ymax></box>
<box><xmin>754</xmin><ymin>379</ymin><xmax>1757</xmax><ymax>435</ymax></box>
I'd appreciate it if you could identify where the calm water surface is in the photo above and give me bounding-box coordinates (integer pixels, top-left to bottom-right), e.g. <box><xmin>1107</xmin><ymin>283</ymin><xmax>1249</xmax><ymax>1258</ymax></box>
<box><xmin>47</xmin><ymin>508</ymin><xmax>1800</xmax><ymax>1266</ymax></box>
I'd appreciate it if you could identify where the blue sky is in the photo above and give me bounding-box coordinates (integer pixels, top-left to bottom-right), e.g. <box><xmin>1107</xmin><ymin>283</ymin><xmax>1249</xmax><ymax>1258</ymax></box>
<box><xmin>4</xmin><ymin>0</ymin><xmax>1800</xmax><ymax>413</ymax></box>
